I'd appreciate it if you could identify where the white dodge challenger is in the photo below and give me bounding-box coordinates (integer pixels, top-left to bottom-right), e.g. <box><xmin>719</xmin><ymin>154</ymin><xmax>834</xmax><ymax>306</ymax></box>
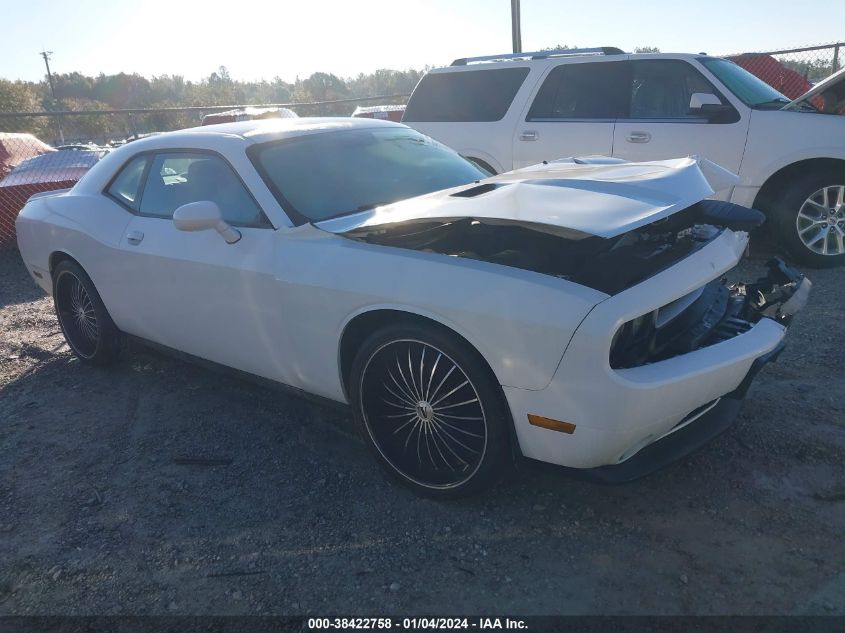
<box><xmin>15</xmin><ymin>118</ymin><xmax>811</xmax><ymax>497</ymax></box>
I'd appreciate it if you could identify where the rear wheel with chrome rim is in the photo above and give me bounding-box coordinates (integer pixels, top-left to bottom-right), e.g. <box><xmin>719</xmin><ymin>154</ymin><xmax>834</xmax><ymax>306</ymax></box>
<box><xmin>53</xmin><ymin>259</ymin><xmax>121</xmax><ymax>365</ymax></box>
<box><xmin>771</xmin><ymin>172</ymin><xmax>845</xmax><ymax>268</ymax></box>
<box><xmin>350</xmin><ymin>322</ymin><xmax>511</xmax><ymax>498</ymax></box>
<box><xmin>796</xmin><ymin>185</ymin><xmax>845</xmax><ymax>257</ymax></box>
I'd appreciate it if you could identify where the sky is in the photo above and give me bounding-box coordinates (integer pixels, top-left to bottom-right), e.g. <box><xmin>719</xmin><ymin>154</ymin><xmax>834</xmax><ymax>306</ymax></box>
<box><xmin>2</xmin><ymin>0</ymin><xmax>844</xmax><ymax>83</ymax></box>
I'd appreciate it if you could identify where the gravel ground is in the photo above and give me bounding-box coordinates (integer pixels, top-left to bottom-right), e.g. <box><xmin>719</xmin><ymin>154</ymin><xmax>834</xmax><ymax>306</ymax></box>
<box><xmin>0</xmin><ymin>242</ymin><xmax>843</xmax><ymax>616</ymax></box>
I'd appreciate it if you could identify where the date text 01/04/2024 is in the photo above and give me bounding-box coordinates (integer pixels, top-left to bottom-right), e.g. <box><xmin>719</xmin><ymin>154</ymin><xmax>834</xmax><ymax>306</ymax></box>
<box><xmin>306</xmin><ymin>617</ymin><xmax>528</xmax><ymax>630</ymax></box>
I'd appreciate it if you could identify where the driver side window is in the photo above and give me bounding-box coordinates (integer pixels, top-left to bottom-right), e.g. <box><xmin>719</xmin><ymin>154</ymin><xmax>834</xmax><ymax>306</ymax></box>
<box><xmin>629</xmin><ymin>60</ymin><xmax>726</xmax><ymax>119</ymax></box>
<box><xmin>139</xmin><ymin>152</ymin><xmax>269</xmax><ymax>227</ymax></box>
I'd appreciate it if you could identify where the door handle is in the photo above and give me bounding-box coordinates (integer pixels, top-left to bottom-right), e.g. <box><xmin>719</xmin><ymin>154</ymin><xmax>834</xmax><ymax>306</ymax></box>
<box><xmin>127</xmin><ymin>230</ymin><xmax>144</xmax><ymax>245</ymax></box>
<box><xmin>627</xmin><ymin>131</ymin><xmax>652</xmax><ymax>143</ymax></box>
<box><xmin>520</xmin><ymin>130</ymin><xmax>539</xmax><ymax>141</ymax></box>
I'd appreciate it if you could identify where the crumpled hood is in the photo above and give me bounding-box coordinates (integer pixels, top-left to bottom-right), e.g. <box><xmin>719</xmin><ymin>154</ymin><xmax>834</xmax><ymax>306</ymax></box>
<box><xmin>316</xmin><ymin>156</ymin><xmax>740</xmax><ymax>239</ymax></box>
<box><xmin>782</xmin><ymin>65</ymin><xmax>845</xmax><ymax>111</ymax></box>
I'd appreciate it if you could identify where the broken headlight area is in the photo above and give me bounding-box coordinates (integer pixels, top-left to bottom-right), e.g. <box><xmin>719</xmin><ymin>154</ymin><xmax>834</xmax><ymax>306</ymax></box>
<box><xmin>609</xmin><ymin>257</ymin><xmax>810</xmax><ymax>369</ymax></box>
<box><xmin>740</xmin><ymin>258</ymin><xmax>812</xmax><ymax>324</ymax></box>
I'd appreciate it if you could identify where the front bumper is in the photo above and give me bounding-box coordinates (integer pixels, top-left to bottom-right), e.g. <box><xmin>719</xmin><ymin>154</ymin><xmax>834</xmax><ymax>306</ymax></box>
<box><xmin>505</xmin><ymin>229</ymin><xmax>809</xmax><ymax>473</ymax></box>
<box><xmin>568</xmin><ymin>341</ymin><xmax>784</xmax><ymax>483</ymax></box>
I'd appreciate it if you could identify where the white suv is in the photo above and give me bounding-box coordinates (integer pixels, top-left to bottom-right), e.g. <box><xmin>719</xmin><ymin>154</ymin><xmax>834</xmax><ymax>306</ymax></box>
<box><xmin>403</xmin><ymin>47</ymin><xmax>845</xmax><ymax>267</ymax></box>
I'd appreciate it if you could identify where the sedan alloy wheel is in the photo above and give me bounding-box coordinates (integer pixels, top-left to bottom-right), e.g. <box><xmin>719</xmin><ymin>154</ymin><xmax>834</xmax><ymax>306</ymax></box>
<box><xmin>359</xmin><ymin>339</ymin><xmax>489</xmax><ymax>490</ymax></box>
<box><xmin>56</xmin><ymin>270</ymin><xmax>100</xmax><ymax>359</ymax></box>
<box><xmin>52</xmin><ymin>260</ymin><xmax>121</xmax><ymax>366</ymax></box>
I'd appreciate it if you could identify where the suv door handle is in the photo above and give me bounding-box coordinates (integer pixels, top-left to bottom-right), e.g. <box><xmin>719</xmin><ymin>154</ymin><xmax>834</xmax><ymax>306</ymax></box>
<box><xmin>520</xmin><ymin>130</ymin><xmax>539</xmax><ymax>141</ymax></box>
<box><xmin>627</xmin><ymin>131</ymin><xmax>652</xmax><ymax>143</ymax></box>
<box><xmin>127</xmin><ymin>230</ymin><xmax>144</xmax><ymax>245</ymax></box>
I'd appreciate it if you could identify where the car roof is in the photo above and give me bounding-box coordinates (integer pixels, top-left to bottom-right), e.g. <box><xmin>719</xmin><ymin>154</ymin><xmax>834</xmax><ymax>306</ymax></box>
<box><xmin>140</xmin><ymin>117</ymin><xmax>405</xmax><ymax>147</ymax></box>
<box><xmin>70</xmin><ymin>117</ymin><xmax>411</xmax><ymax>198</ymax></box>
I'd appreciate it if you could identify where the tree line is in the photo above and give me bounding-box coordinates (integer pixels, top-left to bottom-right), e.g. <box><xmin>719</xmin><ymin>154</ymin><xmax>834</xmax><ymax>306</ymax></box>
<box><xmin>0</xmin><ymin>66</ymin><xmax>426</xmax><ymax>142</ymax></box>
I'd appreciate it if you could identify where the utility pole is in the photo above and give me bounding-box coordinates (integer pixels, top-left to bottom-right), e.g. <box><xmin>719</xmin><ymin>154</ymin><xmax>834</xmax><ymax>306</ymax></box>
<box><xmin>39</xmin><ymin>50</ymin><xmax>64</xmax><ymax>143</ymax></box>
<box><xmin>40</xmin><ymin>50</ymin><xmax>57</xmax><ymax>99</ymax></box>
<box><xmin>511</xmin><ymin>0</ymin><xmax>522</xmax><ymax>54</ymax></box>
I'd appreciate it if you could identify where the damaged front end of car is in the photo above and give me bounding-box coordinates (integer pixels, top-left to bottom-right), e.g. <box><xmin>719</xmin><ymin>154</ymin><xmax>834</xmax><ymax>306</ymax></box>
<box><xmin>320</xmin><ymin>157</ymin><xmax>810</xmax><ymax>378</ymax></box>
<box><xmin>320</xmin><ymin>155</ymin><xmax>811</xmax><ymax>373</ymax></box>
<box><xmin>317</xmin><ymin>156</ymin><xmax>812</xmax><ymax>480</ymax></box>
<box><xmin>609</xmin><ymin>255</ymin><xmax>811</xmax><ymax>370</ymax></box>
<box><xmin>341</xmin><ymin>193</ymin><xmax>810</xmax><ymax>374</ymax></box>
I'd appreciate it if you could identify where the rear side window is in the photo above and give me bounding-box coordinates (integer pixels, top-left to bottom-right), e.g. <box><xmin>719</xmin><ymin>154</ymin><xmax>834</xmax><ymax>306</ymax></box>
<box><xmin>527</xmin><ymin>61</ymin><xmax>630</xmax><ymax>120</ymax></box>
<box><xmin>139</xmin><ymin>153</ymin><xmax>267</xmax><ymax>226</ymax></box>
<box><xmin>403</xmin><ymin>67</ymin><xmax>530</xmax><ymax>122</ymax></box>
<box><xmin>106</xmin><ymin>155</ymin><xmax>148</xmax><ymax>210</ymax></box>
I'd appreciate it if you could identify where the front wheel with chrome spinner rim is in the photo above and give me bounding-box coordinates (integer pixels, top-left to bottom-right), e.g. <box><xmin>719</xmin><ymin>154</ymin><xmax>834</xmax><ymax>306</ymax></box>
<box><xmin>771</xmin><ymin>172</ymin><xmax>845</xmax><ymax>268</ymax></box>
<box><xmin>349</xmin><ymin>322</ymin><xmax>512</xmax><ymax>498</ymax></box>
<box><xmin>53</xmin><ymin>259</ymin><xmax>122</xmax><ymax>366</ymax></box>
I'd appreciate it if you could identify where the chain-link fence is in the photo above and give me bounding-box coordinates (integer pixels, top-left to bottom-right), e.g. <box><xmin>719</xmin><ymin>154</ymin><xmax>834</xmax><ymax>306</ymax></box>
<box><xmin>726</xmin><ymin>42</ymin><xmax>842</xmax><ymax>101</ymax></box>
<box><xmin>0</xmin><ymin>94</ymin><xmax>408</xmax><ymax>248</ymax></box>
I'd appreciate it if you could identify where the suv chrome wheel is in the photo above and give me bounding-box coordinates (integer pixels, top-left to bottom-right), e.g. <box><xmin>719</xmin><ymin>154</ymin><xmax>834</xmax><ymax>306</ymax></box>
<box><xmin>359</xmin><ymin>339</ymin><xmax>488</xmax><ymax>490</ymax></box>
<box><xmin>796</xmin><ymin>185</ymin><xmax>845</xmax><ymax>256</ymax></box>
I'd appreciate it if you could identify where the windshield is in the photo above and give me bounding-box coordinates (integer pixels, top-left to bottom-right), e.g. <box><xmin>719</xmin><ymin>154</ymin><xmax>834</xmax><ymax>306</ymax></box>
<box><xmin>701</xmin><ymin>58</ymin><xmax>791</xmax><ymax>108</ymax></box>
<box><xmin>250</xmin><ymin>127</ymin><xmax>486</xmax><ymax>223</ymax></box>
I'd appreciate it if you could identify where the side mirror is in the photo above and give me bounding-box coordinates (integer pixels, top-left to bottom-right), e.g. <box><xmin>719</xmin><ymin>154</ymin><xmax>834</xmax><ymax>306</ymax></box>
<box><xmin>173</xmin><ymin>201</ymin><xmax>241</xmax><ymax>244</ymax></box>
<box><xmin>688</xmin><ymin>92</ymin><xmax>732</xmax><ymax>119</ymax></box>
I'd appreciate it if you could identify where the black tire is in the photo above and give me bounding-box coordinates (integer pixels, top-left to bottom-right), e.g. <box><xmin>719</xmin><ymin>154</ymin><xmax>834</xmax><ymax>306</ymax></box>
<box><xmin>770</xmin><ymin>171</ymin><xmax>845</xmax><ymax>268</ymax></box>
<box><xmin>349</xmin><ymin>322</ymin><xmax>511</xmax><ymax>498</ymax></box>
<box><xmin>52</xmin><ymin>259</ymin><xmax>122</xmax><ymax>365</ymax></box>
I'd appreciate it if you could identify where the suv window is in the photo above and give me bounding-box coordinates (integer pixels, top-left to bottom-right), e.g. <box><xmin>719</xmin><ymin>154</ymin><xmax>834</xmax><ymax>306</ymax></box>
<box><xmin>106</xmin><ymin>155</ymin><xmax>148</xmax><ymax>210</ymax></box>
<box><xmin>139</xmin><ymin>152</ymin><xmax>267</xmax><ymax>226</ymax></box>
<box><xmin>403</xmin><ymin>67</ymin><xmax>530</xmax><ymax>122</ymax></box>
<box><xmin>527</xmin><ymin>61</ymin><xmax>630</xmax><ymax>120</ymax></box>
<box><xmin>629</xmin><ymin>60</ymin><xmax>723</xmax><ymax>119</ymax></box>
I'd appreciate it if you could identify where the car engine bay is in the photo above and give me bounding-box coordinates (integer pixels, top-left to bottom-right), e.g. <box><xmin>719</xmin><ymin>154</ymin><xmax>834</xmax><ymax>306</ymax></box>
<box><xmin>346</xmin><ymin>200</ymin><xmax>764</xmax><ymax>295</ymax></box>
